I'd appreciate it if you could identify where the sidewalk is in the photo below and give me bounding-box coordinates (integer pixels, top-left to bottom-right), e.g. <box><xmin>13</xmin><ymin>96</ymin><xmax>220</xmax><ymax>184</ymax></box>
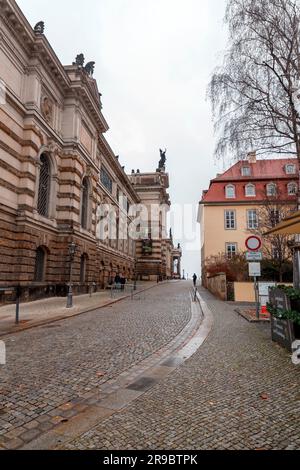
<box><xmin>0</xmin><ymin>282</ymin><xmax>156</xmax><ymax>336</ymax></box>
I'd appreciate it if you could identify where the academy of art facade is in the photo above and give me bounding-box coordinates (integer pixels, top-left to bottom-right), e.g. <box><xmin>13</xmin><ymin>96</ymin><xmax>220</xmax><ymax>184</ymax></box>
<box><xmin>0</xmin><ymin>0</ymin><xmax>181</xmax><ymax>301</ymax></box>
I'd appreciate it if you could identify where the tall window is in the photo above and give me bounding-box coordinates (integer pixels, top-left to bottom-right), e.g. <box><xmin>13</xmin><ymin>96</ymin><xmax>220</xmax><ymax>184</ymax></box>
<box><xmin>270</xmin><ymin>209</ymin><xmax>280</xmax><ymax>227</ymax></box>
<box><xmin>80</xmin><ymin>254</ymin><xmax>88</xmax><ymax>283</ymax></box>
<box><xmin>81</xmin><ymin>177</ymin><xmax>89</xmax><ymax>229</ymax></box>
<box><xmin>34</xmin><ymin>247</ymin><xmax>46</xmax><ymax>282</ymax></box>
<box><xmin>37</xmin><ymin>154</ymin><xmax>51</xmax><ymax>217</ymax></box>
<box><xmin>245</xmin><ymin>184</ymin><xmax>256</xmax><ymax>197</ymax></box>
<box><xmin>266</xmin><ymin>183</ymin><xmax>277</xmax><ymax>196</ymax></box>
<box><xmin>225</xmin><ymin>184</ymin><xmax>235</xmax><ymax>198</ymax></box>
<box><xmin>287</xmin><ymin>182</ymin><xmax>297</xmax><ymax>195</ymax></box>
<box><xmin>100</xmin><ymin>166</ymin><xmax>112</xmax><ymax>193</ymax></box>
<box><xmin>225</xmin><ymin>210</ymin><xmax>236</xmax><ymax>229</ymax></box>
<box><xmin>247</xmin><ymin>210</ymin><xmax>258</xmax><ymax>229</ymax></box>
<box><xmin>226</xmin><ymin>243</ymin><xmax>237</xmax><ymax>259</ymax></box>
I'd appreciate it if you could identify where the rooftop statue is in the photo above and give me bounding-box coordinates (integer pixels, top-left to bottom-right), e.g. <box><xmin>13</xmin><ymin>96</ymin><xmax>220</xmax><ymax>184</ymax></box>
<box><xmin>84</xmin><ymin>61</ymin><xmax>95</xmax><ymax>76</ymax></box>
<box><xmin>158</xmin><ymin>148</ymin><xmax>167</xmax><ymax>169</ymax></box>
<box><xmin>34</xmin><ymin>21</ymin><xmax>45</xmax><ymax>34</ymax></box>
<box><xmin>73</xmin><ymin>53</ymin><xmax>85</xmax><ymax>67</ymax></box>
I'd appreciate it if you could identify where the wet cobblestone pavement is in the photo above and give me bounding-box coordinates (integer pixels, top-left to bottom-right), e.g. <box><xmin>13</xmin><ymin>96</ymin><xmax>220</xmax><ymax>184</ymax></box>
<box><xmin>66</xmin><ymin>287</ymin><xmax>300</xmax><ymax>450</ymax></box>
<box><xmin>0</xmin><ymin>282</ymin><xmax>191</xmax><ymax>449</ymax></box>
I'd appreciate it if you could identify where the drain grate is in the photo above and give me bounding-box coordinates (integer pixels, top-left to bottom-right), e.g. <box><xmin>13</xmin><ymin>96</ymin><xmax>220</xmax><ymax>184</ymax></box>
<box><xmin>126</xmin><ymin>376</ymin><xmax>157</xmax><ymax>392</ymax></box>
<box><xmin>161</xmin><ymin>356</ymin><xmax>184</xmax><ymax>367</ymax></box>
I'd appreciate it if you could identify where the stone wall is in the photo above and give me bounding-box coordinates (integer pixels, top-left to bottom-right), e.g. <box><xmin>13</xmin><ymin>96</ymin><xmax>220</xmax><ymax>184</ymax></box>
<box><xmin>206</xmin><ymin>273</ymin><xmax>227</xmax><ymax>301</ymax></box>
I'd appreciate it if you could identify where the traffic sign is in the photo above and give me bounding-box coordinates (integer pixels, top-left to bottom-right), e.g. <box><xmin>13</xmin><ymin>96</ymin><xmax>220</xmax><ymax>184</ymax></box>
<box><xmin>246</xmin><ymin>251</ymin><xmax>262</xmax><ymax>261</ymax></box>
<box><xmin>245</xmin><ymin>235</ymin><xmax>262</xmax><ymax>251</ymax></box>
<box><xmin>248</xmin><ymin>262</ymin><xmax>261</xmax><ymax>277</ymax></box>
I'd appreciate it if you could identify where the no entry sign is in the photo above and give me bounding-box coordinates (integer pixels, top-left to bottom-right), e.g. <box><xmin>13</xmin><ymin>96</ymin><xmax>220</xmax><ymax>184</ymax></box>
<box><xmin>245</xmin><ymin>235</ymin><xmax>262</xmax><ymax>251</ymax></box>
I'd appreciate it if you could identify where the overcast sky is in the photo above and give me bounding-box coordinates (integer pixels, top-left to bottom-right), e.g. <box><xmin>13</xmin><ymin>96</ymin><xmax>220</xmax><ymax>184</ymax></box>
<box><xmin>17</xmin><ymin>0</ymin><xmax>228</xmax><ymax>277</ymax></box>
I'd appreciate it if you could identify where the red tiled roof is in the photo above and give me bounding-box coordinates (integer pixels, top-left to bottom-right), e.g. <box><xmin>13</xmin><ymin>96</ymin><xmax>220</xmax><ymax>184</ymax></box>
<box><xmin>201</xmin><ymin>158</ymin><xmax>298</xmax><ymax>203</ymax></box>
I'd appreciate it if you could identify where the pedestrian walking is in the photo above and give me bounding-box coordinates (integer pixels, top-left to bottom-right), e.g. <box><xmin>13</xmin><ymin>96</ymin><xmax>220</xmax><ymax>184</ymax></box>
<box><xmin>120</xmin><ymin>274</ymin><xmax>126</xmax><ymax>291</ymax></box>
<box><xmin>192</xmin><ymin>273</ymin><xmax>197</xmax><ymax>287</ymax></box>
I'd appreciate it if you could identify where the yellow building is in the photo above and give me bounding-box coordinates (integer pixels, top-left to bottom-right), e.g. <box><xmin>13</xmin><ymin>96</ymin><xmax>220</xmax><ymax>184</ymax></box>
<box><xmin>198</xmin><ymin>155</ymin><xmax>298</xmax><ymax>285</ymax></box>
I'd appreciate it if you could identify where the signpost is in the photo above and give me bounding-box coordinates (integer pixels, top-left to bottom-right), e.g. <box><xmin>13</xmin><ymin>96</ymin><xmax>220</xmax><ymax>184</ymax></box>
<box><xmin>245</xmin><ymin>236</ymin><xmax>262</xmax><ymax>319</ymax></box>
<box><xmin>246</xmin><ymin>251</ymin><xmax>262</xmax><ymax>261</ymax></box>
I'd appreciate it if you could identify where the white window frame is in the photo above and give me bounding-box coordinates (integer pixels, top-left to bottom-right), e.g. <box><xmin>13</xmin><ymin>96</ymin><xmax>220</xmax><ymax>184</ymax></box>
<box><xmin>285</xmin><ymin>164</ymin><xmax>296</xmax><ymax>175</ymax></box>
<box><xmin>226</xmin><ymin>243</ymin><xmax>237</xmax><ymax>259</ymax></box>
<box><xmin>224</xmin><ymin>210</ymin><xmax>236</xmax><ymax>230</ymax></box>
<box><xmin>287</xmin><ymin>182</ymin><xmax>297</xmax><ymax>195</ymax></box>
<box><xmin>241</xmin><ymin>166</ymin><xmax>251</xmax><ymax>176</ymax></box>
<box><xmin>266</xmin><ymin>183</ymin><xmax>277</xmax><ymax>196</ymax></box>
<box><xmin>225</xmin><ymin>184</ymin><xmax>235</xmax><ymax>199</ymax></box>
<box><xmin>247</xmin><ymin>209</ymin><xmax>258</xmax><ymax>229</ymax></box>
<box><xmin>245</xmin><ymin>184</ymin><xmax>256</xmax><ymax>197</ymax></box>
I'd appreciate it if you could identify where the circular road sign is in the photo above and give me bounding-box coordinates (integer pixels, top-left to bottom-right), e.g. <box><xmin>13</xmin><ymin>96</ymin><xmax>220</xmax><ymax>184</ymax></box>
<box><xmin>245</xmin><ymin>235</ymin><xmax>262</xmax><ymax>251</ymax></box>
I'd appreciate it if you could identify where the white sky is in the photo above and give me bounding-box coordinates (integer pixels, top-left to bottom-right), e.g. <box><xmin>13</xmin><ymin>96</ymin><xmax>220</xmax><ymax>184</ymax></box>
<box><xmin>17</xmin><ymin>0</ymin><xmax>228</xmax><ymax>277</ymax></box>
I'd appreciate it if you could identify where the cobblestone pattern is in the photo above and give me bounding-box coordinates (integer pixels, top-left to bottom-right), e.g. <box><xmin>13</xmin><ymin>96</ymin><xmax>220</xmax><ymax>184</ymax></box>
<box><xmin>0</xmin><ymin>282</ymin><xmax>191</xmax><ymax>449</ymax></box>
<box><xmin>67</xmin><ymin>287</ymin><xmax>300</xmax><ymax>450</ymax></box>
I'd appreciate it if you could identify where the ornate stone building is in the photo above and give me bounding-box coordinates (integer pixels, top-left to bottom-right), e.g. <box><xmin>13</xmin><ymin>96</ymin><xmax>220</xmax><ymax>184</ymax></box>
<box><xmin>0</xmin><ymin>0</ymin><xmax>181</xmax><ymax>300</ymax></box>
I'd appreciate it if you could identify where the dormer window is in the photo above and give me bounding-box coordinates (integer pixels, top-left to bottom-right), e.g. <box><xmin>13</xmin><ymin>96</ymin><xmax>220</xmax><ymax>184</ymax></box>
<box><xmin>241</xmin><ymin>166</ymin><xmax>251</xmax><ymax>176</ymax></box>
<box><xmin>288</xmin><ymin>182</ymin><xmax>297</xmax><ymax>195</ymax></box>
<box><xmin>245</xmin><ymin>183</ymin><xmax>256</xmax><ymax>197</ymax></box>
<box><xmin>225</xmin><ymin>184</ymin><xmax>235</xmax><ymax>198</ymax></box>
<box><xmin>266</xmin><ymin>183</ymin><xmax>277</xmax><ymax>196</ymax></box>
<box><xmin>285</xmin><ymin>164</ymin><xmax>296</xmax><ymax>174</ymax></box>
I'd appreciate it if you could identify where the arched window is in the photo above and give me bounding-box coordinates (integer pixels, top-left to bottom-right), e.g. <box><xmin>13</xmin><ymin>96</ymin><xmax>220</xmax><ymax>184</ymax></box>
<box><xmin>245</xmin><ymin>184</ymin><xmax>256</xmax><ymax>197</ymax></box>
<box><xmin>80</xmin><ymin>254</ymin><xmax>88</xmax><ymax>283</ymax></box>
<box><xmin>266</xmin><ymin>183</ymin><xmax>277</xmax><ymax>197</ymax></box>
<box><xmin>34</xmin><ymin>246</ymin><xmax>46</xmax><ymax>282</ymax></box>
<box><xmin>81</xmin><ymin>177</ymin><xmax>89</xmax><ymax>229</ymax></box>
<box><xmin>225</xmin><ymin>184</ymin><xmax>235</xmax><ymax>198</ymax></box>
<box><xmin>37</xmin><ymin>154</ymin><xmax>51</xmax><ymax>217</ymax></box>
<box><xmin>288</xmin><ymin>182</ymin><xmax>297</xmax><ymax>195</ymax></box>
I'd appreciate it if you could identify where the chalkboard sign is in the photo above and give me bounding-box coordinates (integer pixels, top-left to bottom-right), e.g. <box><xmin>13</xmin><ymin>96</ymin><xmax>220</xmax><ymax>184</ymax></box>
<box><xmin>269</xmin><ymin>288</ymin><xmax>295</xmax><ymax>352</ymax></box>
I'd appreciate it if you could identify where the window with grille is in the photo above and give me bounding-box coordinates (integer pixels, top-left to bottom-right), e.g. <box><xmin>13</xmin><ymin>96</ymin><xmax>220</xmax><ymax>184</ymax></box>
<box><xmin>226</xmin><ymin>243</ymin><xmax>237</xmax><ymax>259</ymax></box>
<box><xmin>81</xmin><ymin>177</ymin><xmax>89</xmax><ymax>229</ymax></box>
<box><xmin>34</xmin><ymin>247</ymin><xmax>46</xmax><ymax>282</ymax></box>
<box><xmin>241</xmin><ymin>167</ymin><xmax>251</xmax><ymax>176</ymax></box>
<box><xmin>225</xmin><ymin>185</ymin><xmax>235</xmax><ymax>198</ymax></box>
<box><xmin>100</xmin><ymin>166</ymin><xmax>113</xmax><ymax>193</ymax></box>
<box><xmin>37</xmin><ymin>154</ymin><xmax>51</xmax><ymax>217</ymax></box>
<box><xmin>266</xmin><ymin>183</ymin><xmax>277</xmax><ymax>196</ymax></box>
<box><xmin>224</xmin><ymin>210</ymin><xmax>236</xmax><ymax>229</ymax></box>
<box><xmin>245</xmin><ymin>184</ymin><xmax>256</xmax><ymax>197</ymax></box>
<box><xmin>287</xmin><ymin>182</ymin><xmax>297</xmax><ymax>195</ymax></box>
<box><xmin>270</xmin><ymin>209</ymin><xmax>280</xmax><ymax>227</ymax></box>
<box><xmin>285</xmin><ymin>164</ymin><xmax>296</xmax><ymax>174</ymax></box>
<box><xmin>247</xmin><ymin>210</ymin><xmax>258</xmax><ymax>229</ymax></box>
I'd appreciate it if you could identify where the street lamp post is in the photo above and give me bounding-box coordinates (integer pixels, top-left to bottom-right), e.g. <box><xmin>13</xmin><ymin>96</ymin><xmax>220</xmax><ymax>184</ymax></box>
<box><xmin>66</xmin><ymin>241</ymin><xmax>77</xmax><ymax>308</ymax></box>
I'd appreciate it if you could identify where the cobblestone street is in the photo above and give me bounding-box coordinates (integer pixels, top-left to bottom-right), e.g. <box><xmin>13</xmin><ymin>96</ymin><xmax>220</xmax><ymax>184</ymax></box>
<box><xmin>0</xmin><ymin>281</ymin><xmax>300</xmax><ymax>450</ymax></box>
<box><xmin>0</xmin><ymin>282</ymin><xmax>190</xmax><ymax>449</ymax></box>
<box><xmin>66</xmin><ymin>286</ymin><xmax>300</xmax><ymax>451</ymax></box>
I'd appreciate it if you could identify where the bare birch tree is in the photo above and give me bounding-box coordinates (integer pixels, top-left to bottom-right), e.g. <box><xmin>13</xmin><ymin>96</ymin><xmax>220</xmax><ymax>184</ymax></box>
<box><xmin>209</xmin><ymin>0</ymin><xmax>300</xmax><ymax>162</ymax></box>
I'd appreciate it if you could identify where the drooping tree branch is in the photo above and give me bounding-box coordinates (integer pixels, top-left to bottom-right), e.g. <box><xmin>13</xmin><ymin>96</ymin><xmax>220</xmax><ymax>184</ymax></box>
<box><xmin>208</xmin><ymin>0</ymin><xmax>300</xmax><ymax>161</ymax></box>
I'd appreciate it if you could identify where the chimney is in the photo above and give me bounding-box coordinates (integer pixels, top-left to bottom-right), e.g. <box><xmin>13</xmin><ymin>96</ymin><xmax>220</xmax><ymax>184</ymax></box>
<box><xmin>247</xmin><ymin>151</ymin><xmax>256</xmax><ymax>163</ymax></box>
